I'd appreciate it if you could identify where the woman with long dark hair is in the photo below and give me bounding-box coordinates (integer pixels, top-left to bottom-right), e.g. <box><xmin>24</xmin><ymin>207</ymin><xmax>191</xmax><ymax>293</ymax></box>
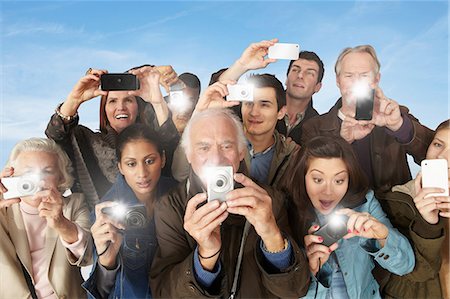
<box><xmin>283</xmin><ymin>135</ymin><xmax>414</xmax><ymax>298</ymax></box>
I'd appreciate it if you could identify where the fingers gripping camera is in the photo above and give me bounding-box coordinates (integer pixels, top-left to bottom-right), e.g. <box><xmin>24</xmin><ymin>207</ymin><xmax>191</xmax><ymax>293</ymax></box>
<box><xmin>2</xmin><ymin>175</ymin><xmax>41</xmax><ymax>200</ymax></box>
<box><xmin>101</xmin><ymin>204</ymin><xmax>148</xmax><ymax>229</ymax></box>
<box><xmin>314</xmin><ymin>214</ymin><xmax>350</xmax><ymax>247</ymax></box>
<box><xmin>206</xmin><ymin>166</ymin><xmax>234</xmax><ymax>202</ymax></box>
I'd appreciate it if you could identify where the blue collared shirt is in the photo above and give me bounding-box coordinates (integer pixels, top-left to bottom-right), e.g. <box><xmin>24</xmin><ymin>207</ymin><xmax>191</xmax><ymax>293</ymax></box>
<box><xmin>247</xmin><ymin>140</ymin><xmax>276</xmax><ymax>185</ymax></box>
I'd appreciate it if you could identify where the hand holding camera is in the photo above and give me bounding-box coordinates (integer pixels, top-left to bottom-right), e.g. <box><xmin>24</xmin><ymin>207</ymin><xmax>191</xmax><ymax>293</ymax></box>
<box><xmin>371</xmin><ymin>87</ymin><xmax>403</xmax><ymax>131</ymax></box>
<box><xmin>184</xmin><ymin>193</ymin><xmax>228</xmax><ymax>270</ymax></box>
<box><xmin>155</xmin><ymin>65</ymin><xmax>179</xmax><ymax>93</ymax></box>
<box><xmin>127</xmin><ymin>65</ymin><xmax>165</xmax><ymax>104</ymax></box>
<box><xmin>339</xmin><ymin>115</ymin><xmax>375</xmax><ymax>143</ymax></box>
<box><xmin>238</xmin><ymin>39</ymin><xmax>278</xmax><ymax>70</ymax></box>
<box><xmin>92</xmin><ymin>201</ymin><xmax>126</xmax><ymax>268</ymax></box>
<box><xmin>304</xmin><ymin>224</ymin><xmax>339</xmax><ymax>276</ymax></box>
<box><xmin>34</xmin><ymin>186</ymin><xmax>72</xmax><ymax>235</ymax></box>
<box><xmin>226</xmin><ymin>173</ymin><xmax>285</xmax><ymax>252</ymax></box>
<box><xmin>61</xmin><ymin>69</ymin><xmax>109</xmax><ymax>118</ymax></box>
<box><xmin>336</xmin><ymin>209</ymin><xmax>389</xmax><ymax>245</ymax></box>
<box><xmin>414</xmin><ymin>161</ymin><xmax>450</xmax><ymax>223</ymax></box>
<box><xmin>194</xmin><ymin>80</ymin><xmax>240</xmax><ymax>113</ymax></box>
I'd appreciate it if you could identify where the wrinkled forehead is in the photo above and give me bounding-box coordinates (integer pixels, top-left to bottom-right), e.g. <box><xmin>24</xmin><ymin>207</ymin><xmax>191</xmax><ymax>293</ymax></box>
<box><xmin>340</xmin><ymin>52</ymin><xmax>377</xmax><ymax>73</ymax></box>
<box><xmin>13</xmin><ymin>150</ymin><xmax>59</xmax><ymax>171</ymax></box>
<box><xmin>190</xmin><ymin>116</ymin><xmax>238</xmax><ymax>145</ymax></box>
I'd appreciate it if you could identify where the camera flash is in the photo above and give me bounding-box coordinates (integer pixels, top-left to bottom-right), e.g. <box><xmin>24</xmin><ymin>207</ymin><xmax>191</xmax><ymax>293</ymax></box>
<box><xmin>112</xmin><ymin>204</ymin><xmax>127</xmax><ymax>218</ymax></box>
<box><xmin>328</xmin><ymin>214</ymin><xmax>346</xmax><ymax>228</ymax></box>
<box><xmin>351</xmin><ymin>79</ymin><xmax>371</xmax><ymax>102</ymax></box>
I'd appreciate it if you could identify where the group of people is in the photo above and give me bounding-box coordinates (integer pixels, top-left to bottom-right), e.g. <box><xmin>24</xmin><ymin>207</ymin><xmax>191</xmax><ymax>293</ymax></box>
<box><xmin>0</xmin><ymin>38</ymin><xmax>448</xmax><ymax>299</ymax></box>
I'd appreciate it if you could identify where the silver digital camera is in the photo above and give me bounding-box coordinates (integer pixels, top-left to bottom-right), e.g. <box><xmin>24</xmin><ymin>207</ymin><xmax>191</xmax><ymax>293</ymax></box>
<box><xmin>101</xmin><ymin>204</ymin><xmax>148</xmax><ymax>230</ymax></box>
<box><xmin>2</xmin><ymin>175</ymin><xmax>41</xmax><ymax>200</ymax></box>
<box><xmin>226</xmin><ymin>84</ymin><xmax>254</xmax><ymax>102</ymax></box>
<box><xmin>206</xmin><ymin>166</ymin><xmax>234</xmax><ymax>202</ymax></box>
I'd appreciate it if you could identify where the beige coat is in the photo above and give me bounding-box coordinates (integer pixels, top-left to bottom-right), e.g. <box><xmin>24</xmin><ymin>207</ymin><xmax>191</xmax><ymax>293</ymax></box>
<box><xmin>0</xmin><ymin>193</ymin><xmax>92</xmax><ymax>299</ymax></box>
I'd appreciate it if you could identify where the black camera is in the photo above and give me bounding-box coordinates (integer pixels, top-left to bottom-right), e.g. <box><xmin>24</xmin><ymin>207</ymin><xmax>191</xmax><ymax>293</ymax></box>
<box><xmin>355</xmin><ymin>88</ymin><xmax>375</xmax><ymax>121</ymax></box>
<box><xmin>314</xmin><ymin>214</ymin><xmax>349</xmax><ymax>247</ymax></box>
<box><xmin>101</xmin><ymin>204</ymin><xmax>148</xmax><ymax>229</ymax></box>
<box><xmin>100</xmin><ymin>73</ymin><xmax>140</xmax><ymax>91</ymax></box>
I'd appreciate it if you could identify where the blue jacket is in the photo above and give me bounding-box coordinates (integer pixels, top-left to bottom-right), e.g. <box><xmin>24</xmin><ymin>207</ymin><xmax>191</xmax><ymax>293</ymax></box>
<box><xmin>83</xmin><ymin>174</ymin><xmax>176</xmax><ymax>299</ymax></box>
<box><xmin>302</xmin><ymin>190</ymin><xmax>415</xmax><ymax>299</ymax></box>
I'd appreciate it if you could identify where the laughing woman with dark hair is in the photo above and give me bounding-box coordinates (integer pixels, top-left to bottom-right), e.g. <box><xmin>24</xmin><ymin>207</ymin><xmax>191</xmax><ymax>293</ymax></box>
<box><xmin>282</xmin><ymin>135</ymin><xmax>414</xmax><ymax>299</ymax></box>
<box><xmin>45</xmin><ymin>66</ymin><xmax>179</xmax><ymax>211</ymax></box>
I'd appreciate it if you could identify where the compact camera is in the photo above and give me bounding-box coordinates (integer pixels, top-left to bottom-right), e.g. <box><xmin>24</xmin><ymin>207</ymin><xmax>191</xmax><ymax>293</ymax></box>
<box><xmin>2</xmin><ymin>175</ymin><xmax>41</xmax><ymax>200</ymax></box>
<box><xmin>226</xmin><ymin>84</ymin><xmax>254</xmax><ymax>102</ymax></box>
<box><xmin>101</xmin><ymin>73</ymin><xmax>140</xmax><ymax>91</ymax></box>
<box><xmin>206</xmin><ymin>166</ymin><xmax>234</xmax><ymax>202</ymax></box>
<box><xmin>101</xmin><ymin>204</ymin><xmax>148</xmax><ymax>229</ymax></box>
<box><xmin>314</xmin><ymin>214</ymin><xmax>349</xmax><ymax>247</ymax></box>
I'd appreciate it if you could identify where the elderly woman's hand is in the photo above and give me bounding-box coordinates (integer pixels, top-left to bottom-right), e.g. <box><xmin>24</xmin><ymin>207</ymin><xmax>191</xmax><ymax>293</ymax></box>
<box><xmin>34</xmin><ymin>184</ymin><xmax>79</xmax><ymax>244</ymax></box>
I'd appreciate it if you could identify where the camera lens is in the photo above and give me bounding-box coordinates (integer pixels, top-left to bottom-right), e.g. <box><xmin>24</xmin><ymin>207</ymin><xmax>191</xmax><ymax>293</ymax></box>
<box><xmin>22</xmin><ymin>183</ymin><xmax>31</xmax><ymax>191</ymax></box>
<box><xmin>216</xmin><ymin>179</ymin><xmax>224</xmax><ymax>187</ymax></box>
<box><xmin>126</xmin><ymin>210</ymin><xmax>147</xmax><ymax>229</ymax></box>
<box><xmin>212</xmin><ymin>173</ymin><xmax>230</xmax><ymax>193</ymax></box>
<box><xmin>240</xmin><ymin>89</ymin><xmax>248</xmax><ymax>97</ymax></box>
<box><xmin>18</xmin><ymin>179</ymin><xmax>38</xmax><ymax>196</ymax></box>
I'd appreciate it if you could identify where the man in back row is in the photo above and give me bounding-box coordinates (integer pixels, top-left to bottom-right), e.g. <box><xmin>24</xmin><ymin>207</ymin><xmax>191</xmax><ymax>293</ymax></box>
<box><xmin>218</xmin><ymin>38</ymin><xmax>324</xmax><ymax>144</ymax></box>
<box><xmin>301</xmin><ymin>44</ymin><xmax>433</xmax><ymax>194</ymax></box>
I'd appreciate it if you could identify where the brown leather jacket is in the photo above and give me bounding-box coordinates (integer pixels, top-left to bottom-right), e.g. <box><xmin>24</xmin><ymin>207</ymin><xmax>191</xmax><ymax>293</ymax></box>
<box><xmin>150</xmin><ymin>166</ymin><xmax>310</xmax><ymax>298</ymax></box>
<box><xmin>301</xmin><ymin>99</ymin><xmax>434</xmax><ymax>194</ymax></box>
<box><xmin>376</xmin><ymin>181</ymin><xmax>445</xmax><ymax>299</ymax></box>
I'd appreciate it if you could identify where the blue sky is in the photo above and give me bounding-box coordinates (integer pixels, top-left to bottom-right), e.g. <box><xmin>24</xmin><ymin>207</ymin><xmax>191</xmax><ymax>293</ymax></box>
<box><xmin>1</xmin><ymin>1</ymin><xmax>449</xmax><ymax>172</ymax></box>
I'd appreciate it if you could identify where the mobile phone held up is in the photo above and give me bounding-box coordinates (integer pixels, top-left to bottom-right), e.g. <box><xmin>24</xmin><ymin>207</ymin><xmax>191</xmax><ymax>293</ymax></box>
<box><xmin>101</xmin><ymin>73</ymin><xmax>140</xmax><ymax>91</ymax></box>
<box><xmin>268</xmin><ymin>43</ymin><xmax>300</xmax><ymax>60</ymax></box>
<box><xmin>355</xmin><ymin>88</ymin><xmax>375</xmax><ymax>121</ymax></box>
<box><xmin>421</xmin><ymin>159</ymin><xmax>449</xmax><ymax>198</ymax></box>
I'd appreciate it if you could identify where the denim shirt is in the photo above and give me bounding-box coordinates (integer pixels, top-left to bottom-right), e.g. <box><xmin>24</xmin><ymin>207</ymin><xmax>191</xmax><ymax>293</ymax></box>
<box><xmin>83</xmin><ymin>174</ymin><xmax>176</xmax><ymax>299</ymax></box>
<box><xmin>302</xmin><ymin>190</ymin><xmax>415</xmax><ymax>299</ymax></box>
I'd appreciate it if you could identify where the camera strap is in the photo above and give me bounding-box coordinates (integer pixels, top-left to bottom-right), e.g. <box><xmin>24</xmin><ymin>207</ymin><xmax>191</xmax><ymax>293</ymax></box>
<box><xmin>228</xmin><ymin>220</ymin><xmax>250</xmax><ymax>299</ymax></box>
<box><xmin>18</xmin><ymin>255</ymin><xmax>38</xmax><ymax>299</ymax></box>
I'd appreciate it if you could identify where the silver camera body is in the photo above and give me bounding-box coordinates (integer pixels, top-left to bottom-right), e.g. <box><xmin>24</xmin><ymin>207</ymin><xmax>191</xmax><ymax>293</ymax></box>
<box><xmin>226</xmin><ymin>84</ymin><xmax>254</xmax><ymax>102</ymax></box>
<box><xmin>2</xmin><ymin>175</ymin><xmax>41</xmax><ymax>199</ymax></box>
<box><xmin>207</xmin><ymin>166</ymin><xmax>234</xmax><ymax>202</ymax></box>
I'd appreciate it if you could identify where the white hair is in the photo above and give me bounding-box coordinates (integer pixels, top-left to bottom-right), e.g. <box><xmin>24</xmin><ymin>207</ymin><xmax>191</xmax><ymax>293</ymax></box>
<box><xmin>6</xmin><ymin>138</ymin><xmax>74</xmax><ymax>191</ymax></box>
<box><xmin>181</xmin><ymin>108</ymin><xmax>247</xmax><ymax>156</ymax></box>
<box><xmin>335</xmin><ymin>45</ymin><xmax>380</xmax><ymax>76</ymax></box>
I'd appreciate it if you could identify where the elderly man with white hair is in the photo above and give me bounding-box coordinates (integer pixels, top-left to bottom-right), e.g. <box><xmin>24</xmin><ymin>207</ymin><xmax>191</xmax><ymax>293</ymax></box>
<box><xmin>150</xmin><ymin>83</ymin><xmax>309</xmax><ymax>298</ymax></box>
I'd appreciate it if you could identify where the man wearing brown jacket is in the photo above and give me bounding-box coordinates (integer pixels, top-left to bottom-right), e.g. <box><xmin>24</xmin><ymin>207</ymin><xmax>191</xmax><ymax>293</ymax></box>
<box><xmin>150</xmin><ymin>107</ymin><xmax>309</xmax><ymax>298</ymax></box>
<box><xmin>301</xmin><ymin>45</ymin><xmax>433</xmax><ymax>195</ymax></box>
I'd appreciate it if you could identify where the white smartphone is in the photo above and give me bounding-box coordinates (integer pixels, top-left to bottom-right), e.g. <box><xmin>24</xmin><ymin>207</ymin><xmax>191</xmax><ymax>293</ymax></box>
<box><xmin>421</xmin><ymin>159</ymin><xmax>449</xmax><ymax>198</ymax></box>
<box><xmin>268</xmin><ymin>43</ymin><xmax>300</xmax><ymax>60</ymax></box>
